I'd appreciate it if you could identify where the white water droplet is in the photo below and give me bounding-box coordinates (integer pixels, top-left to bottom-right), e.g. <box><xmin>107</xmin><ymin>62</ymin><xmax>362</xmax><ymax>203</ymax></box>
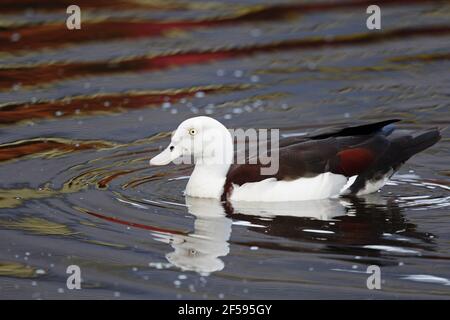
<box><xmin>234</xmin><ymin>70</ymin><xmax>244</xmax><ymax>78</ymax></box>
<box><xmin>250</xmin><ymin>75</ymin><xmax>260</xmax><ymax>83</ymax></box>
<box><xmin>195</xmin><ymin>91</ymin><xmax>205</xmax><ymax>98</ymax></box>
<box><xmin>10</xmin><ymin>33</ymin><xmax>21</xmax><ymax>42</ymax></box>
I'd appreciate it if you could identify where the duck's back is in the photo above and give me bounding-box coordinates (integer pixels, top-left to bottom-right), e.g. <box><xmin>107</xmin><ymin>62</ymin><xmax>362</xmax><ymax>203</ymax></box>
<box><xmin>222</xmin><ymin>120</ymin><xmax>441</xmax><ymax>201</ymax></box>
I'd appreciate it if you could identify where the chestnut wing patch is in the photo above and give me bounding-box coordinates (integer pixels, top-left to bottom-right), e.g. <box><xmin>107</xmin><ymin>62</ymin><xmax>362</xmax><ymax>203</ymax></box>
<box><xmin>336</xmin><ymin>148</ymin><xmax>375</xmax><ymax>177</ymax></box>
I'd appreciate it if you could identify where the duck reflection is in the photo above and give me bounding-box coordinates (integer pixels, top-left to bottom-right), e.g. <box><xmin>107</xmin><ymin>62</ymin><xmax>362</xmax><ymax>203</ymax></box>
<box><xmin>158</xmin><ymin>194</ymin><xmax>435</xmax><ymax>274</ymax></box>
<box><xmin>164</xmin><ymin>197</ymin><xmax>232</xmax><ymax>274</ymax></box>
<box><xmin>229</xmin><ymin>195</ymin><xmax>436</xmax><ymax>268</ymax></box>
<box><xmin>162</xmin><ymin>196</ymin><xmax>349</xmax><ymax>273</ymax></box>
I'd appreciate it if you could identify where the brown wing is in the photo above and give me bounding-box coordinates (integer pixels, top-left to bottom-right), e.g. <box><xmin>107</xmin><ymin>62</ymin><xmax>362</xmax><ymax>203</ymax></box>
<box><xmin>222</xmin><ymin>120</ymin><xmax>440</xmax><ymax>200</ymax></box>
<box><xmin>222</xmin><ymin>134</ymin><xmax>387</xmax><ymax>200</ymax></box>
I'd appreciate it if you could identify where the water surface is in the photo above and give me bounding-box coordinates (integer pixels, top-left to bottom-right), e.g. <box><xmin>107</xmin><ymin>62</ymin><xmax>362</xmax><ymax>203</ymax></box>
<box><xmin>0</xmin><ymin>0</ymin><xmax>449</xmax><ymax>299</ymax></box>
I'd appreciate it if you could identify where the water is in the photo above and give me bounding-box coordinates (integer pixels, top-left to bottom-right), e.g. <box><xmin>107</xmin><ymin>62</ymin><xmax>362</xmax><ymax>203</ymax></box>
<box><xmin>0</xmin><ymin>0</ymin><xmax>449</xmax><ymax>299</ymax></box>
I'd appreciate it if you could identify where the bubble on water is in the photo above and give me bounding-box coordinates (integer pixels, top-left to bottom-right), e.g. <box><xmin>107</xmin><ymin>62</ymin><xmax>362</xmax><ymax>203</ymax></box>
<box><xmin>354</xmin><ymin>256</ymin><xmax>361</xmax><ymax>260</ymax></box>
<box><xmin>132</xmin><ymin>267</ymin><xmax>138</xmax><ymax>272</ymax></box>
<box><xmin>12</xmin><ymin>83</ymin><xmax>21</xmax><ymax>91</ymax></box>
<box><xmin>216</xmin><ymin>69</ymin><xmax>225</xmax><ymax>77</ymax></box>
<box><xmin>178</xmin><ymin>274</ymin><xmax>187</xmax><ymax>280</ymax></box>
<box><xmin>180</xmin><ymin>98</ymin><xmax>187</xmax><ymax>104</ymax></box>
<box><xmin>281</xmin><ymin>103</ymin><xmax>289</xmax><ymax>110</ymax></box>
<box><xmin>205</xmin><ymin>108</ymin><xmax>214</xmax><ymax>115</ymax></box>
<box><xmin>308</xmin><ymin>267</ymin><xmax>314</xmax><ymax>271</ymax></box>
<box><xmin>218</xmin><ymin>293</ymin><xmax>225</xmax><ymax>299</ymax></box>
<box><xmin>190</xmin><ymin>107</ymin><xmax>199</xmax><ymax>114</ymax></box>
<box><xmin>234</xmin><ymin>70</ymin><xmax>244</xmax><ymax>78</ymax></box>
<box><xmin>162</xmin><ymin>102</ymin><xmax>171</xmax><ymax>109</ymax></box>
<box><xmin>174</xmin><ymin>280</ymin><xmax>181</xmax><ymax>287</ymax></box>
<box><xmin>10</xmin><ymin>33</ymin><xmax>21</xmax><ymax>42</ymax></box>
<box><xmin>398</xmin><ymin>261</ymin><xmax>404</xmax><ymax>266</ymax></box>
<box><xmin>170</xmin><ymin>108</ymin><xmax>178</xmax><ymax>114</ymax></box>
<box><xmin>352</xmin><ymin>265</ymin><xmax>358</xmax><ymax>269</ymax></box>
<box><xmin>244</xmin><ymin>105</ymin><xmax>252</xmax><ymax>112</ymax></box>
<box><xmin>31</xmin><ymin>97</ymin><xmax>38</xmax><ymax>103</ymax></box>
<box><xmin>188</xmin><ymin>284</ymin><xmax>196</xmax><ymax>292</ymax></box>
<box><xmin>57</xmin><ymin>288</ymin><xmax>64</xmax><ymax>294</ymax></box>
<box><xmin>103</xmin><ymin>101</ymin><xmax>110</xmax><ymax>107</ymax></box>
<box><xmin>250</xmin><ymin>246</ymin><xmax>259</xmax><ymax>251</ymax></box>
<box><xmin>114</xmin><ymin>291</ymin><xmax>121</xmax><ymax>297</ymax></box>
<box><xmin>224</xmin><ymin>114</ymin><xmax>232</xmax><ymax>120</ymax></box>
<box><xmin>195</xmin><ymin>91</ymin><xmax>205</xmax><ymax>98</ymax></box>
<box><xmin>55</xmin><ymin>111</ymin><xmax>64</xmax><ymax>117</ymax></box>
<box><xmin>232</xmin><ymin>108</ymin><xmax>243</xmax><ymax>114</ymax></box>
<box><xmin>35</xmin><ymin>269</ymin><xmax>46</xmax><ymax>275</ymax></box>
<box><xmin>31</xmin><ymin>281</ymin><xmax>37</xmax><ymax>286</ymax></box>
<box><xmin>138</xmin><ymin>116</ymin><xmax>144</xmax><ymax>122</ymax></box>
<box><xmin>250</xmin><ymin>75</ymin><xmax>260</xmax><ymax>83</ymax></box>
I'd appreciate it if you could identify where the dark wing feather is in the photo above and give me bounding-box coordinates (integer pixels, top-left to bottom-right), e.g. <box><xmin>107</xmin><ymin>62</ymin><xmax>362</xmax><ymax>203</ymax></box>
<box><xmin>307</xmin><ymin>119</ymin><xmax>400</xmax><ymax>139</ymax></box>
<box><xmin>222</xmin><ymin>120</ymin><xmax>440</xmax><ymax>200</ymax></box>
<box><xmin>279</xmin><ymin>119</ymin><xmax>399</xmax><ymax>148</ymax></box>
<box><xmin>222</xmin><ymin>135</ymin><xmax>384</xmax><ymax>200</ymax></box>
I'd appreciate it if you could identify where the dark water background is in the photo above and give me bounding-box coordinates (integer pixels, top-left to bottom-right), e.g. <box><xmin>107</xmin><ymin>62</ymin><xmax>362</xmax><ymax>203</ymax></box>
<box><xmin>0</xmin><ymin>0</ymin><xmax>449</xmax><ymax>299</ymax></box>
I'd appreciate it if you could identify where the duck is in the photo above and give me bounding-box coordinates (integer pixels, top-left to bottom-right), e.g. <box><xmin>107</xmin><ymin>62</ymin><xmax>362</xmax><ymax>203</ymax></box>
<box><xmin>150</xmin><ymin>116</ymin><xmax>440</xmax><ymax>202</ymax></box>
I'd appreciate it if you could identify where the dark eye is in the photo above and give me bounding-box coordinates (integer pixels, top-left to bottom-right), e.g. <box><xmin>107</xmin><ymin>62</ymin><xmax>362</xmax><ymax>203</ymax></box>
<box><xmin>169</xmin><ymin>146</ymin><xmax>174</xmax><ymax>151</ymax></box>
<box><xmin>188</xmin><ymin>128</ymin><xmax>197</xmax><ymax>136</ymax></box>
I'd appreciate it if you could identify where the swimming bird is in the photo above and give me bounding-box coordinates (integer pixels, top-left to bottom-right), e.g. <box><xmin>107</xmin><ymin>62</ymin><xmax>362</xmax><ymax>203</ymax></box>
<box><xmin>150</xmin><ymin>116</ymin><xmax>440</xmax><ymax>202</ymax></box>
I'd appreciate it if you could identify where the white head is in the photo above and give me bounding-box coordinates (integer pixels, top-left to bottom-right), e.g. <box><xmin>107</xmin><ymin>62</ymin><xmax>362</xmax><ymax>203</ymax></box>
<box><xmin>150</xmin><ymin>116</ymin><xmax>233</xmax><ymax>166</ymax></box>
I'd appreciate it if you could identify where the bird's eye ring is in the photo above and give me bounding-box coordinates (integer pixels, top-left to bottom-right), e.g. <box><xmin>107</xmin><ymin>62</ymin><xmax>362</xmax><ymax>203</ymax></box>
<box><xmin>188</xmin><ymin>128</ymin><xmax>197</xmax><ymax>136</ymax></box>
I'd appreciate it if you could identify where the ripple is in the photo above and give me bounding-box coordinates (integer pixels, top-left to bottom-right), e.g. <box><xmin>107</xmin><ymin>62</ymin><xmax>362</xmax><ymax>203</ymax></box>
<box><xmin>0</xmin><ymin>0</ymin><xmax>449</xmax><ymax>299</ymax></box>
<box><xmin>363</xmin><ymin>245</ymin><xmax>421</xmax><ymax>256</ymax></box>
<box><xmin>402</xmin><ymin>274</ymin><xmax>450</xmax><ymax>286</ymax></box>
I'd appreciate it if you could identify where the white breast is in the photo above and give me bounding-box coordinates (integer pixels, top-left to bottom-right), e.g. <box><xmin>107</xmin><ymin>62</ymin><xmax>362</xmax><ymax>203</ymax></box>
<box><xmin>229</xmin><ymin>172</ymin><xmax>349</xmax><ymax>202</ymax></box>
